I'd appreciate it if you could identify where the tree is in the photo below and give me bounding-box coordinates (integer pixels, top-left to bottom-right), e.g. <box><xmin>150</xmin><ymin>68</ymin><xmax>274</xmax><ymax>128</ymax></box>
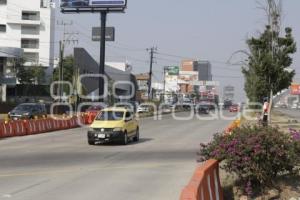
<box><xmin>17</xmin><ymin>60</ymin><xmax>46</xmax><ymax>85</ymax></box>
<box><xmin>242</xmin><ymin>1</ymin><xmax>296</xmax><ymax>103</ymax></box>
<box><xmin>53</xmin><ymin>55</ymin><xmax>74</xmax><ymax>83</ymax></box>
<box><xmin>53</xmin><ymin>55</ymin><xmax>75</xmax><ymax>95</ymax></box>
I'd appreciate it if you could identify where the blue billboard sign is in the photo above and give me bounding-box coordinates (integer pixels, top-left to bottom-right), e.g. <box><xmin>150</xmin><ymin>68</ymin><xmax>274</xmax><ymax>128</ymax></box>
<box><xmin>60</xmin><ymin>0</ymin><xmax>127</xmax><ymax>9</ymax></box>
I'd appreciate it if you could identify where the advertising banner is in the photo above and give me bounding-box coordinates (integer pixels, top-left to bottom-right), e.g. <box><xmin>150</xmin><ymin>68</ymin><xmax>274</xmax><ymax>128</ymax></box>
<box><xmin>290</xmin><ymin>84</ymin><xmax>300</xmax><ymax>95</ymax></box>
<box><xmin>60</xmin><ymin>0</ymin><xmax>127</xmax><ymax>9</ymax></box>
<box><xmin>165</xmin><ymin>66</ymin><xmax>179</xmax><ymax>76</ymax></box>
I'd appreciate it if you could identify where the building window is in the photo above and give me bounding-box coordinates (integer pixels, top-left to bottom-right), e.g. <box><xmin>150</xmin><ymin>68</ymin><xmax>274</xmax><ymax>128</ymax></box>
<box><xmin>0</xmin><ymin>0</ymin><xmax>7</xmax><ymax>5</ymax></box>
<box><xmin>22</xmin><ymin>11</ymin><xmax>40</xmax><ymax>21</ymax></box>
<box><xmin>21</xmin><ymin>39</ymin><xmax>39</xmax><ymax>49</ymax></box>
<box><xmin>0</xmin><ymin>24</ymin><xmax>6</xmax><ymax>33</ymax></box>
<box><xmin>21</xmin><ymin>25</ymin><xmax>39</xmax><ymax>35</ymax></box>
<box><xmin>23</xmin><ymin>53</ymin><xmax>39</xmax><ymax>64</ymax></box>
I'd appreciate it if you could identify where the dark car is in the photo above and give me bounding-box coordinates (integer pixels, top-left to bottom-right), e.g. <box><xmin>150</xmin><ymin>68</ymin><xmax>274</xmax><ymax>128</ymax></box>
<box><xmin>195</xmin><ymin>104</ymin><xmax>210</xmax><ymax>114</ymax></box>
<box><xmin>8</xmin><ymin>103</ymin><xmax>47</xmax><ymax>120</ymax></box>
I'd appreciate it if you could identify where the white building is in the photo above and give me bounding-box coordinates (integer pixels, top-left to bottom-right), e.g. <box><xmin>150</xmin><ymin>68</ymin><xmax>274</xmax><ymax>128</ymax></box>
<box><xmin>0</xmin><ymin>0</ymin><xmax>55</xmax><ymax>101</ymax></box>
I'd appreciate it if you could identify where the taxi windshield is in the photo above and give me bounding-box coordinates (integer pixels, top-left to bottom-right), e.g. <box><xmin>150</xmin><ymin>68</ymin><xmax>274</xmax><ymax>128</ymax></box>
<box><xmin>95</xmin><ymin>111</ymin><xmax>124</xmax><ymax>121</ymax></box>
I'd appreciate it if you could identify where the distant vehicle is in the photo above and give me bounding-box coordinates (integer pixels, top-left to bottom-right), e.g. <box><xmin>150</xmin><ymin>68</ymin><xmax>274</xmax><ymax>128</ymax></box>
<box><xmin>195</xmin><ymin>104</ymin><xmax>210</xmax><ymax>114</ymax></box>
<box><xmin>223</xmin><ymin>99</ymin><xmax>233</xmax><ymax>110</ymax></box>
<box><xmin>114</xmin><ymin>103</ymin><xmax>136</xmax><ymax>112</ymax></box>
<box><xmin>87</xmin><ymin>107</ymin><xmax>139</xmax><ymax>145</ymax></box>
<box><xmin>8</xmin><ymin>103</ymin><xmax>47</xmax><ymax>120</ymax></box>
<box><xmin>291</xmin><ymin>104</ymin><xmax>300</xmax><ymax>109</ymax></box>
<box><xmin>160</xmin><ymin>105</ymin><xmax>172</xmax><ymax>114</ymax></box>
<box><xmin>137</xmin><ymin>105</ymin><xmax>151</xmax><ymax>113</ymax></box>
<box><xmin>61</xmin><ymin>0</ymin><xmax>89</xmax><ymax>7</ymax></box>
<box><xmin>280</xmin><ymin>104</ymin><xmax>288</xmax><ymax>109</ymax></box>
<box><xmin>229</xmin><ymin>104</ymin><xmax>239</xmax><ymax>112</ymax></box>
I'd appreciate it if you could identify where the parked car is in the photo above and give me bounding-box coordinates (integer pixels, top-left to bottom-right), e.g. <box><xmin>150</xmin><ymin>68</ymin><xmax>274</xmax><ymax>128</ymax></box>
<box><xmin>8</xmin><ymin>103</ymin><xmax>47</xmax><ymax>120</ymax></box>
<box><xmin>137</xmin><ymin>105</ymin><xmax>151</xmax><ymax>113</ymax></box>
<box><xmin>87</xmin><ymin>107</ymin><xmax>139</xmax><ymax>145</ymax></box>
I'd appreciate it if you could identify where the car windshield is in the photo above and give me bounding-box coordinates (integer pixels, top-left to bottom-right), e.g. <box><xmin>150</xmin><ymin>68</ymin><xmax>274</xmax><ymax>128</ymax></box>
<box><xmin>14</xmin><ymin>105</ymin><xmax>35</xmax><ymax>111</ymax></box>
<box><xmin>95</xmin><ymin>111</ymin><xmax>124</xmax><ymax>121</ymax></box>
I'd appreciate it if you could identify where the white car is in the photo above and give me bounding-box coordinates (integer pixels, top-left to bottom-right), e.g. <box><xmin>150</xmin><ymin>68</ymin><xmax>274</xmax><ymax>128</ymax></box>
<box><xmin>137</xmin><ymin>105</ymin><xmax>151</xmax><ymax>113</ymax></box>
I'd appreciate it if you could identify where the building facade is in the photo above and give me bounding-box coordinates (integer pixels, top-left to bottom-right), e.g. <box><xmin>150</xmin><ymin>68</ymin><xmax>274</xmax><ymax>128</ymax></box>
<box><xmin>223</xmin><ymin>85</ymin><xmax>235</xmax><ymax>101</ymax></box>
<box><xmin>74</xmin><ymin>48</ymin><xmax>137</xmax><ymax>103</ymax></box>
<box><xmin>195</xmin><ymin>60</ymin><xmax>212</xmax><ymax>81</ymax></box>
<box><xmin>0</xmin><ymin>0</ymin><xmax>55</xmax><ymax>86</ymax></box>
<box><xmin>135</xmin><ymin>73</ymin><xmax>149</xmax><ymax>101</ymax></box>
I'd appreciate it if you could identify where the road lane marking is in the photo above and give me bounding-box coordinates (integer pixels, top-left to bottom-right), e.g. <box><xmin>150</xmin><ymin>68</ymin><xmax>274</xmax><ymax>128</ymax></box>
<box><xmin>0</xmin><ymin>162</ymin><xmax>197</xmax><ymax>178</ymax></box>
<box><xmin>9</xmin><ymin>180</ymin><xmax>50</xmax><ymax>195</ymax></box>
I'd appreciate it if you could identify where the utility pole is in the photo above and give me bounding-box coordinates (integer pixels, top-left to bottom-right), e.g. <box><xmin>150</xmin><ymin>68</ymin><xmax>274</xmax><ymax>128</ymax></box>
<box><xmin>147</xmin><ymin>47</ymin><xmax>157</xmax><ymax>100</ymax></box>
<box><xmin>163</xmin><ymin>67</ymin><xmax>167</xmax><ymax>102</ymax></box>
<box><xmin>99</xmin><ymin>12</ymin><xmax>107</xmax><ymax>102</ymax></box>
<box><xmin>57</xmin><ymin>20</ymin><xmax>78</xmax><ymax>102</ymax></box>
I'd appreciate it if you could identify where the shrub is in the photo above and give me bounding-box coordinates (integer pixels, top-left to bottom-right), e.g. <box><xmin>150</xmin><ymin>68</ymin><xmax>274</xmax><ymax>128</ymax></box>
<box><xmin>199</xmin><ymin>125</ymin><xmax>300</xmax><ymax>196</ymax></box>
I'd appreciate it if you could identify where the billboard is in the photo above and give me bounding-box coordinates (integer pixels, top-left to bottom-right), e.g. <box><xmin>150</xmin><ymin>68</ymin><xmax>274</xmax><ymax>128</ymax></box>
<box><xmin>60</xmin><ymin>0</ymin><xmax>127</xmax><ymax>9</ymax></box>
<box><xmin>165</xmin><ymin>66</ymin><xmax>179</xmax><ymax>76</ymax></box>
<box><xmin>92</xmin><ymin>27</ymin><xmax>115</xmax><ymax>41</ymax></box>
<box><xmin>290</xmin><ymin>84</ymin><xmax>300</xmax><ymax>95</ymax></box>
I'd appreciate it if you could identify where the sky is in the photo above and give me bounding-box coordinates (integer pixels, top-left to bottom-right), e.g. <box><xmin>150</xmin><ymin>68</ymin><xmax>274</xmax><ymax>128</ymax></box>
<box><xmin>54</xmin><ymin>0</ymin><xmax>300</xmax><ymax>102</ymax></box>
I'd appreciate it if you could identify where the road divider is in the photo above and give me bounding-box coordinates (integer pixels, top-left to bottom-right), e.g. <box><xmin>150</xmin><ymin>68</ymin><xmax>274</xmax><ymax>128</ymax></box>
<box><xmin>0</xmin><ymin>122</ymin><xmax>14</xmax><ymax>138</ymax></box>
<box><xmin>180</xmin><ymin>159</ymin><xmax>223</xmax><ymax>200</ymax></box>
<box><xmin>0</xmin><ymin>115</ymin><xmax>88</xmax><ymax>139</ymax></box>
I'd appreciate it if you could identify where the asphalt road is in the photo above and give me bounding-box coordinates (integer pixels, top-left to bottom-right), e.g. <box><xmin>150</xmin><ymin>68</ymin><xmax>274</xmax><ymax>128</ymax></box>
<box><xmin>276</xmin><ymin>108</ymin><xmax>300</xmax><ymax>119</ymax></box>
<box><xmin>0</xmin><ymin>112</ymin><xmax>236</xmax><ymax>200</ymax></box>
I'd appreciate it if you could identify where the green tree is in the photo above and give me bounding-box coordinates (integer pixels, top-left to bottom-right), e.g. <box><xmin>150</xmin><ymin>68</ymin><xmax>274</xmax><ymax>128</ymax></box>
<box><xmin>53</xmin><ymin>55</ymin><xmax>74</xmax><ymax>83</ymax></box>
<box><xmin>17</xmin><ymin>59</ymin><xmax>46</xmax><ymax>85</ymax></box>
<box><xmin>53</xmin><ymin>56</ymin><xmax>75</xmax><ymax>95</ymax></box>
<box><xmin>242</xmin><ymin>26</ymin><xmax>296</xmax><ymax>103</ymax></box>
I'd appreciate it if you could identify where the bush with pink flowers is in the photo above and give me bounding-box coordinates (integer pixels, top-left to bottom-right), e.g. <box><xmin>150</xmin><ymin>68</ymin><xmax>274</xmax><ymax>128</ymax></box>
<box><xmin>199</xmin><ymin>125</ymin><xmax>300</xmax><ymax>197</ymax></box>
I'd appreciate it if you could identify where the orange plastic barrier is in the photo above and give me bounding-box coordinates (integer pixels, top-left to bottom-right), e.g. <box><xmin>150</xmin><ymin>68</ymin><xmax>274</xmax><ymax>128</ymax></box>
<box><xmin>77</xmin><ymin>115</ymin><xmax>86</xmax><ymax>126</ymax></box>
<box><xmin>61</xmin><ymin>119</ymin><xmax>69</xmax><ymax>129</ymax></box>
<box><xmin>0</xmin><ymin>122</ymin><xmax>14</xmax><ymax>138</ymax></box>
<box><xmin>36</xmin><ymin>119</ymin><xmax>47</xmax><ymax>133</ymax></box>
<box><xmin>12</xmin><ymin>121</ymin><xmax>27</xmax><ymax>136</ymax></box>
<box><xmin>44</xmin><ymin>119</ymin><xmax>54</xmax><ymax>132</ymax></box>
<box><xmin>25</xmin><ymin>120</ymin><xmax>39</xmax><ymax>135</ymax></box>
<box><xmin>0</xmin><ymin>123</ymin><xmax>3</xmax><ymax>138</ymax></box>
<box><xmin>180</xmin><ymin>159</ymin><xmax>223</xmax><ymax>200</ymax></box>
<box><xmin>69</xmin><ymin>117</ymin><xmax>78</xmax><ymax>128</ymax></box>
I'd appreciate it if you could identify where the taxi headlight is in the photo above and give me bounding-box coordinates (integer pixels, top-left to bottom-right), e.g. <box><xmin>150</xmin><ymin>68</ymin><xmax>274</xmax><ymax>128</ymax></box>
<box><xmin>113</xmin><ymin>127</ymin><xmax>122</xmax><ymax>132</ymax></box>
<box><xmin>88</xmin><ymin>127</ymin><xmax>94</xmax><ymax>132</ymax></box>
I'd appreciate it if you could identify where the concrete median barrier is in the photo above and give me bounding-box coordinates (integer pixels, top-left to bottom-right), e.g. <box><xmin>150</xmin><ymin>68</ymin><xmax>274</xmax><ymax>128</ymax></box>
<box><xmin>180</xmin><ymin>159</ymin><xmax>223</xmax><ymax>200</ymax></box>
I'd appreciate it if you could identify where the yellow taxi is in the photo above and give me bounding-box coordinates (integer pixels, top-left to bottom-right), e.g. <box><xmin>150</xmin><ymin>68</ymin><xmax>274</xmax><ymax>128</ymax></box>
<box><xmin>87</xmin><ymin>107</ymin><xmax>139</xmax><ymax>145</ymax></box>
